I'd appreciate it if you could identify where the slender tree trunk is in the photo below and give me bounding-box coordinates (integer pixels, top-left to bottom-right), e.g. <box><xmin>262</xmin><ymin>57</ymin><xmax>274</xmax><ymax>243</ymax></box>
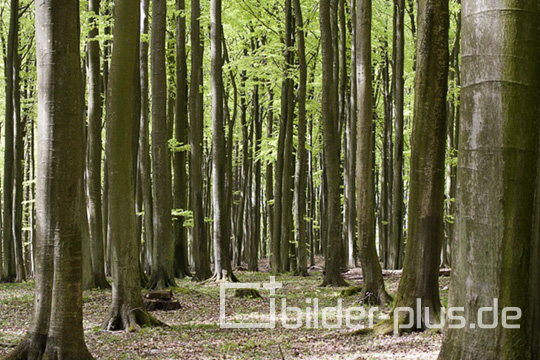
<box><xmin>211</xmin><ymin>0</ymin><xmax>236</xmax><ymax>281</ymax></box>
<box><xmin>320</xmin><ymin>0</ymin><xmax>347</xmax><ymax>287</ymax></box>
<box><xmin>265</xmin><ymin>89</ymin><xmax>275</xmax><ymax>263</ymax></box>
<box><xmin>2</xmin><ymin>0</ymin><xmax>19</xmax><ymax>283</ymax></box>
<box><xmin>190</xmin><ymin>0</ymin><xmax>212</xmax><ymax>281</ymax></box>
<box><xmin>355</xmin><ymin>0</ymin><xmax>390</xmax><ymax>302</ymax></box>
<box><xmin>378</xmin><ymin>0</ymin><xmax>448</xmax><ymax>334</ymax></box>
<box><xmin>148</xmin><ymin>0</ymin><xmax>177</xmax><ymax>289</ymax></box>
<box><xmin>173</xmin><ymin>0</ymin><xmax>191</xmax><ymax>279</ymax></box>
<box><xmin>293</xmin><ymin>0</ymin><xmax>308</xmax><ymax>276</ymax></box>
<box><xmin>102</xmin><ymin>0</ymin><xmax>162</xmax><ymax>330</ymax></box>
<box><xmin>5</xmin><ymin>0</ymin><xmax>93</xmax><ymax>355</ymax></box>
<box><xmin>138</xmin><ymin>0</ymin><xmax>153</xmax><ymax>275</ymax></box>
<box><xmin>389</xmin><ymin>0</ymin><xmax>405</xmax><ymax>270</ymax></box>
<box><xmin>86</xmin><ymin>0</ymin><xmax>109</xmax><ymax>289</ymax></box>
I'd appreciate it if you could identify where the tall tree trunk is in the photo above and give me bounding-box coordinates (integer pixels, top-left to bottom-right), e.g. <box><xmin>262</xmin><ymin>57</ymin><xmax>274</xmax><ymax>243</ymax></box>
<box><xmin>102</xmin><ymin>0</ymin><xmax>162</xmax><ymax>330</ymax></box>
<box><xmin>148</xmin><ymin>0</ymin><xmax>177</xmax><ymax>289</ymax></box>
<box><xmin>265</xmin><ymin>89</ymin><xmax>275</xmax><ymax>264</ymax></box>
<box><xmin>2</xmin><ymin>0</ymin><xmax>19</xmax><ymax>283</ymax></box>
<box><xmin>344</xmin><ymin>0</ymin><xmax>357</xmax><ymax>268</ymax></box>
<box><xmin>378</xmin><ymin>0</ymin><xmax>448</xmax><ymax>334</ymax></box>
<box><xmin>173</xmin><ymin>0</ymin><xmax>191</xmax><ymax>279</ymax></box>
<box><xmin>389</xmin><ymin>0</ymin><xmax>405</xmax><ymax>270</ymax></box>
<box><xmin>279</xmin><ymin>0</ymin><xmax>295</xmax><ymax>272</ymax></box>
<box><xmin>138</xmin><ymin>0</ymin><xmax>153</xmax><ymax>275</ymax></box>
<box><xmin>293</xmin><ymin>0</ymin><xmax>308</xmax><ymax>276</ymax></box>
<box><xmin>320</xmin><ymin>0</ymin><xmax>347</xmax><ymax>287</ymax></box>
<box><xmin>355</xmin><ymin>0</ymin><xmax>390</xmax><ymax>302</ymax></box>
<box><xmin>211</xmin><ymin>0</ymin><xmax>236</xmax><ymax>281</ymax></box>
<box><xmin>5</xmin><ymin>0</ymin><xmax>93</xmax><ymax>355</ymax></box>
<box><xmin>86</xmin><ymin>0</ymin><xmax>110</xmax><ymax>289</ymax></box>
<box><xmin>439</xmin><ymin>1</ymin><xmax>540</xmax><ymax>358</ymax></box>
<box><xmin>190</xmin><ymin>0</ymin><xmax>212</xmax><ymax>281</ymax></box>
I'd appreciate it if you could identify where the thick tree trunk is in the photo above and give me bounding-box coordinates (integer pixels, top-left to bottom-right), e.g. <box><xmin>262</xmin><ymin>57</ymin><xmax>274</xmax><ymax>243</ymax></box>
<box><xmin>86</xmin><ymin>0</ymin><xmax>109</xmax><ymax>289</ymax></box>
<box><xmin>173</xmin><ymin>0</ymin><xmax>191</xmax><ymax>279</ymax></box>
<box><xmin>439</xmin><ymin>2</ymin><xmax>540</xmax><ymax>358</ymax></box>
<box><xmin>320</xmin><ymin>0</ymin><xmax>347</xmax><ymax>287</ymax></box>
<box><xmin>190</xmin><ymin>0</ymin><xmax>212</xmax><ymax>281</ymax></box>
<box><xmin>355</xmin><ymin>0</ymin><xmax>390</xmax><ymax>302</ymax></box>
<box><xmin>293</xmin><ymin>0</ymin><xmax>308</xmax><ymax>276</ymax></box>
<box><xmin>102</xmin><ymin>0</ymin><xmax>162</xmax><ymax>330</ymax></box>
<box><xmin>148</xmin><ymin>0</ymin><xmax>177</xmax><ymax>289</ymax></box>
<box><xmin>6</xmin><ymin>0</ymin><xmax>93</xmax><ymax>355</ymax></box>
<box><xmin>378</xmin><ymin>0</ymin><xmax>448</xmax><ymax>334</ymax></box>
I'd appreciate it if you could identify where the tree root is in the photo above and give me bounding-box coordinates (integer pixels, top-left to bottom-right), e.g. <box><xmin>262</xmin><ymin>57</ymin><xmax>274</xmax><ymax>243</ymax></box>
<box><xmin>359</xmin><ymin>286</ymin><xmax>392</xmax><ymax>306</ymax></box>
<box><xmin>320</xmin><ymin>277</ymin><xmax>349</xmax><ymax>287</ymax></box>
<box><xmin>374</xmin><ymin>303</ymin><xmax>441</xmax><ymax>336</ymax></box>
<box><xmin>103</xmin><ymin>305</ymin><xmax>167</xmax><ymax>332</ymax></box>
<box><xmin>4</xmin><ymin>334</ymin><xmax>94</xmax><ymax>360</ymax></box>
<box><xmin>146</xmin><ymin>272</ymin><xmax>177</xmax><ymax>290</ymax></box>
<box><xmin>205</xmin><ymin>270</ymin><xmax>239</xmax><ymax>283</ymax></box>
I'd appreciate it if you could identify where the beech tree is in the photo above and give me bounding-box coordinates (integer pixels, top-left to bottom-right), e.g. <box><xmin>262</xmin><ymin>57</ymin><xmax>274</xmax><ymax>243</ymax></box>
<box><xmin>356</xmin><ymin>0</ymin><xmax>390</xmax><ymax>303</ymax></box>
<box><xmin>320</xmin><ymin>0</ymin><xmax>347</xmax><ymax>287</ymax></box>
<box><xmin>190</xmin><ymin>0</ymin><xmax>212</xmax><ymax>281</ymax></box>
<box><xmin>377</xmin><ymin>0</ymin><xmax>449</xmax><ymax>333</ymax></box>
<box><xmin>5</xmin><ymin>0</ymin><xmax>93</xmax><ymax>355</ymax></box>
<box><xmin>148</xmin><ymin>0</ymin><xmax>177</xmax><ymax>289</ymax></box>
<box><xmin>439</xmin><ymin>1</ymin><xmax>540</xmax><ymax>358</ymax></box>
<box><xmin>102</xmin><ymin>0</ymin><xmax>161</xmax><ymax>329</ymax></box>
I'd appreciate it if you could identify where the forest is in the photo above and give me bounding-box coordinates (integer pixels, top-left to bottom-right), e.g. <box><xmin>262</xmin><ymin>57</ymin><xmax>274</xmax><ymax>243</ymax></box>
<box><xmin>0</xmin><ymin>0</ymin><xmax>539</xmax><ymax>358</ymax></box>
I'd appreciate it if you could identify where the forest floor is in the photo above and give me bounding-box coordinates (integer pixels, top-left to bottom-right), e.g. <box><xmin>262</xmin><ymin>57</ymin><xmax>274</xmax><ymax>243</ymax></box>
<box><xmin>0</xmin><ymin>261</ymin><xmax>449</xmax><ymax>359</ymax></box>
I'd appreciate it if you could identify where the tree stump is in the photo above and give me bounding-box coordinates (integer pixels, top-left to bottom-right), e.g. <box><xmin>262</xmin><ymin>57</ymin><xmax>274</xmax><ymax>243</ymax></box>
<box><xmin>235</xmin><ymin>289</ymin><xmax>262</xmax><ymax>299</ymax></box>
<box><xmin>143</xmin><ymin>290</ymin><xmax>182</xmax><ymax>311</ymax></box>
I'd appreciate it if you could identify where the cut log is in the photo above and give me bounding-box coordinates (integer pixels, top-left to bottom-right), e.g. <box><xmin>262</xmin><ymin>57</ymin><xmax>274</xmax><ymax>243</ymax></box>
<box><xmin>142</xmin><ymin>290</ymin><xmax>181</xmax><ymax>311</ymax></box>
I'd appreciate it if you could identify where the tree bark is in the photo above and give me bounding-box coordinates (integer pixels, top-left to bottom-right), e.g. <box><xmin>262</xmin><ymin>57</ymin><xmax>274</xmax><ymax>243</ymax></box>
<box><xmin>86</xmin><ymin>0</ymin><xmax>110</xmax><ymax>289</ymax></box>
<box><xmin>190</xmin><ymin>0</ymin><xmax>212</xmax><ymax>281</ymax></box>
<box><xmin>102</xmin><ymin>0</ymin><xmax>162</xmax><ymax>330</ymax></box>
<box><xmin>211</xmin><ymin>0</ymin><xmax>236</xmax><ymax>281</ymax></box>
<box><xmin>293</xmin><ymin>0</ymin><xmax>308</xmax><ymax>276</ymax></box>
<box><xmin>378</xmin><ymin>0</ymin><xmax>448</xmax><ymax>334</ymax></box>
<box><xmin>173</xmin><ymin>0</ymin><xmax>192</xmax><ymax>279</ymax></box>
<box><xmin>355</xmin><ymin>0</ymin><xmax>390</xmax><ymax>302</ymax></box>
<box><xmin>320</xmin><ymin>0</ymin><xmax>347</xmax><ymax>287</ymax></box>
<box><xmin>388</xmin><ymin>0</ymin><xmax>405</xmax><ymax>270</ymax></box>
<box><xmin>6</xmin><ymin>0</ymin><xmax>93</xmax><ymax>355</ymax></box>
<box><xmin>439</xmin><ymin>1</ymin><xmax>540</xmax><ymax>358</ymax></box>
<box><xmin>148</xmin><ymin>0</ymin><xmax>177</xmax><ymax>289</ymax></box>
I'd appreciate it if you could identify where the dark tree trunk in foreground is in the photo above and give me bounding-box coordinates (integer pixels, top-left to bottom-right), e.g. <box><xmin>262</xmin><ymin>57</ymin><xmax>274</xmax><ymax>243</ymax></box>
<box><xmin>173</xmin><ymin>0</ymin><xmax>191</xmax><ymax>279</ymax></box>
<box><xmin>389</xmin><ymin>0</ymin><xmax>405</xmax><ymax>270</ymax></box>
<box><xmin>355</xmin><ymin>0</ymin><xmax>390</xmax><ymax>303</ymax></box>
<box><xmin>2</xmin><ymin>0</ymin><xmax>19</xmax><ymax>283</ymax></box>
<box><xmin>320</xmin><ymin>0</ymin><xmax>347</xmax><ymax>287</ymax></box>
<box><xmin>211</xmin><ymin>0</ymin><xmax>236</xmax><ymax>281</ymax></box>
<box><xmin>293</xmin><ymin>0</ymin><xmax>308</xmax><ymax>276</ymax></box>
<box><xmin>190</xmin><ymin>0</ymin><xmax>212</xmax><ymax>281</ymax></box>
<box><xmin>86</xmin><ymin>0</ymin><xmax>110</xmax><ymax>289</ymax></box>
<box><xmin>6</xmin><ymin>0</ymin><xmax>93</xmax><ymax>355</ymax></box>
<box><xmin>102</xmin><ymin>0</ymin><xmax>162</xmax><ymax>330</ymax></box>
<box><xmin>148</xmin><ymin>0</ymin><xmax>177</xmax><ymax>289</ymax></box>
<box><xmin>439</xmin><ymin>2</ymin><xmax>540</xmax><ymax>358</ymax></box>
<box><xmin>377</xmin><ymin>0</ymin><xmax>448</xmax><ymax>334</ymax></box>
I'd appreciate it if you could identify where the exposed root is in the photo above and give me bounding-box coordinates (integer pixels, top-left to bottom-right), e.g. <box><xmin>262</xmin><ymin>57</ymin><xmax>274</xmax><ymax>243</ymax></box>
<box><xmin>146</xmin><ymin>272</ymin><xmax>177</xmax><ymax>290</ymax></box>
<box><xmin>103</xmin><ymin>305</ymin><xmax>167</xmax><ymax>332</ymax></box>
<box><xmin>4</xmin><ymin>334</ymin><xmax>94</xmax><ymax>360</ymax></box>
<box><xmin>205</xmin><ymin>270</ymin><xmax>239</xmax><ymax>283</ymax></box>
<box><xmin>359</xmin><ymin>286</ymin><xmax>392</xmax><ymax>306</ymax></box>
<box><xmin>374</xmin><ymin>303</ymin><xmax>442</xmax><ymax>336</ymax></box>
<box><xmin>320</xmin><ymin>277</ymin><xmax>349</xmax><ymax>288</ymax></box>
